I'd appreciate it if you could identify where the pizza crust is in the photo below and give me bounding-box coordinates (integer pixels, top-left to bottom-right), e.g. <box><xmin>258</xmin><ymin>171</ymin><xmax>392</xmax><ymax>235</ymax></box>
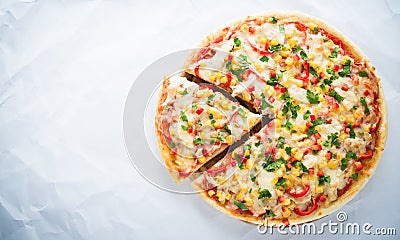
<box><xmin>186</xmin><ymin>11</ymin><xmax>387</xmax><ymax>225</ymax></box>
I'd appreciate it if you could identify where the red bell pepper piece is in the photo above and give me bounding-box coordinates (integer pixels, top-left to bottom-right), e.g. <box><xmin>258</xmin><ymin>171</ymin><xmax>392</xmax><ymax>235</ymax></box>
<box><xmin>285</xmin><ymin>184</ymin><xmax>310</xmax><ymax>198</ymax></box>
<box><xmin>293</xmin><ymin>197</ymin><xmax>319</xmax><ymax>216</ymax></box>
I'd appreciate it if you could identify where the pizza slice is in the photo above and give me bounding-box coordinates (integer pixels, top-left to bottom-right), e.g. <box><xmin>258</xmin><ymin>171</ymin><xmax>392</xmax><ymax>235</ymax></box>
<box><xmin>155</xmin><ymin>75</ymin><xmax>261</xmax><ymax>183</ymax></box>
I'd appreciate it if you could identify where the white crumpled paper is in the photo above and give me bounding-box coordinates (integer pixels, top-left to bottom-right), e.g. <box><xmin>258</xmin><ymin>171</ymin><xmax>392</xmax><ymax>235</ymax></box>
<box><xmin>0</xmin><ymin>0</ymin><xmax>399</xmax><ymax>239</ymax></box>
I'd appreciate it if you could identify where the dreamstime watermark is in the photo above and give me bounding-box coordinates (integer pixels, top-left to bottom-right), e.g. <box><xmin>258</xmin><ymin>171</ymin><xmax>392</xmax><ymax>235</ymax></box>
<box><xmin>257</xmin><ymin>211</ymin><xmax>397</xmax><ymax>236</ymax></box>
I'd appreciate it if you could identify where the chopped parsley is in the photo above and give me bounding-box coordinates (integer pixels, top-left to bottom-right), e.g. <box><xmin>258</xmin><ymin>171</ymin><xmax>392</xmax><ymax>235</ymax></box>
<box><xmin>279</xmin><ymin>24</ymin><xmax>285</xmax><ymax>33</ymax></box>
<box><xmin>306</xmin><ymin>90</ymin><xmax>320</xmax><ymax>104</ymax></box>
<box><xmin>269</xmin><ymin>16</ymin><xmax>277</xmax><ymax>24</ymax></box>
<box><xmin>276</xmin><ymin>178</ymin><xmax>287</xmax><ymax>188</ymax></box>
<box><xmin>193</xmin><ymin>138</ymin><xmax>205</xmax><ymax>145</ymax></box>
<box><xmin>276</xmin><ymin>136</ymin><xmax>285</xmax><ymax>149</ymax></box>
<box><xmin>340</xmin><ymin>158</ymin><xmax>349</xmax><ymax>171</ymax></box>
<box><xmin>206</xmin><ymin>95</ymin><xmax>214</xmax><ymax>105</ymax></box>
<box><xmin>312</xmin><ymin>27</ymin><xmax>319</xmax><ymax>34</ymax></box>
<box><xmin>234</xmin><ymin>200</ymin><xmax>248</xmax><ymax>210</ymax></box>
<box><xmin>300</xmin><ymin>51</ymin><xmax>308</xmax><ymax>60</ymax></box>
<box><xmin>324</xmin><ymin>132</ymin><xmax>340</xmax><ymax>147</ymax></box>
<box><xmin>358</xmin><ymin>71</ymin><xmax>368</xmax><ymax>77</ymax></box>
<box><xmin>338</xmin><ymin>60</ymin><xmax>351</xmax><ymax>77</ymax></box>
<box><xmin>318</xmin><ymin>175</ymin><xmax>331</xmax><ymax>185</ymax></box>
<box><xmin>234</xmin><ymin>37</ymin><xmax>241</xmax><ymax>47</ymax></box>
<box><xmin>225</xmin><ymin>60</ymin><xmax>246</xmax><ymax>82</ymax></box>
<box><xmin>261</xmin><ymin>93</ymin><xmax>273</xmax><ymax>110</ymax></box>
<box><xmin>260</xmin><ymin>56</ymin><xmax>269</xmax><ymax>62</ymax></box>
<box><xmin>282</xmin><ymin>120</ymin><xmax>293</xmax><ymax>130</ymax></box>
<box><xmin>181</xmin><ymin>88</ymin><xmax>188</xmax><ymax>95</ymax></box>
<box><xmin>360</xmin><ymin>97</ymin><xmax>370</xmax><ymax>115</ymax></box>
<box><xmin>258</xmin><ymin>189</ymin><xmax>272</xmax><ymax>199</ymax></box>
<box><xmin>268</xmin><ymin>44</ymin><xmax>284</xmax><ymax>52</ymax></box>
<box><xmin>303</xmin><ymin>110</ymin><xmax>311</xmax><ymax>120</ymax></box>
<box><xmin>326</xmin><ymin>68</ymin><xmax>335</xmax><ymax>75</ymax></box>
<box><xmin>328</xmin><ymin>90</ymin><xmax>345</xmax><ymax>102</ymax></box>
<box><xmin>222</xmin><ymin>123</ymin><xmax>231</xmax><ymax>134</ymax></box>
<box><xmin>255</xmin><ymin>141</ymin><xmax>261</xmax><ymax>147</ymax></box>
<box><xmin>285</xmin><ymin>146</ymin><xmax>292</xmax><ymax>156</ymax></box>
<box><xmin>352</xmin><ymin>173</ymin><xmax>359</xmax><ymax>179</ymax></box>
<box><xmin>309</xmin><ymin>66</ymin><xmax>319</xmax><ymax>77</ymax></box>
<box><xmin>180</xmin><ymin>111</ymin><xmax>188</xmax><ymax>122</ymax></box>
<box><xmin>265</xmin><ymin>209</ymin><xmax>276</xmax><ymax>217</ymax></box>
<box><xmin>307</xmin><ymin>117</ymin><xmax>327</xmax><ymax>137</ymax></box>
<box><xmin>329</xmin><ymin>47</ymin><xmax>339</xmax><ymax>58</ymax></box>
<box><xmin>234</xmin><ymin>152</ymin><xmax>244</xmax><ymax>169</ymax></box>
<box><xmin>238</xmin><ymin>54</ymin><xmax>250</xmax><ymax>67</ymax></box>
<box><xmin>347</xmin><ymin>124</ymin><xmax>356</xmax><ymax>138</ymax></box>
<box><xmin>250</xmin><ymin>174</ymin><xmax>256</xmax><ymax>182</ymax></box>
<box><xmin>181</xmin><ymin>125</ymin><xmax>188</xmax><ymax>131</ymax></box>
<box><xmin>346</xmin><ymin>151</ymin><xmax>358</xmax><ymax>160</ymax></box>
<box><xmin>292</xmin><ymin>46</ymin><xmax>303</xmax><ymax>53</ymax></box>
<box><xmin>293</xmin><ymin>161</ymin><xmax>309</xmax><ymax>173</ymax></box>
<box><xmin>238</xmin><ymin>108</ymin><xmax>247</xmax><ymax>119</ymax></box>
<box><xmin>263</xmin><ymin>158</ymin><xmax>285</xmax><ymax>172</ymax></box>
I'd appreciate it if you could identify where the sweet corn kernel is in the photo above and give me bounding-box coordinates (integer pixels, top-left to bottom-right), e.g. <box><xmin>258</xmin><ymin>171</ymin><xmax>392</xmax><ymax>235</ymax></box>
<box><xmin>318</xmin><ymin>162</ymin><xmax>327</xmax><ymax>170</ymax></box>
<box><xmin>257</xmin><ymin>36</ymin><xmax>268</xmax><ymax>44</ymax></box>
<box><xmin>283</xmin><ymin>198</ymin><xmax>291</xmax><ymax>206</ymax></box>
<box><xmin>285</xmin><ymin>57</ymin><xmax>294</xmax><ymax>66</ymax></box>
<box><xmin>294</xmin><ymin>151</ymin><xmax>303</xmax><ymax>161</ymax></box>
<box><xmin>270</xmin><ymin>38</ymin><xmax>280</xmax><ymax>46</ymax></box>
<box><xmin>308</xmin><ymin>23</ymin><xmax>317</xmax><ymax>30</ymax></box>
<box><xmin>339</xmin><ymin>133</ymin><xmax>348</xmax><ymax>141</ymax></box>
<box><xmin>221</xmin><ymin>101</ymin><xmax>230</xmax><ymax>110</ymax></box>
<box><xmin>250</xmin><ymin>190</ymin><xmax>259</xmax><ymax>199</ymax></box>
<box><xmin>225</xmin><ymin>193</ymin><xmax>232</xmax><ymax>200</ymax></box>
<box><xmin>291</xmin><ymin>167</ymin><xmax>301</xmax><ymax>177</ymax></box>
<box><xmin>286</xmin><ymin>179</ymin><xmax>293</xmax><ymax>188</ymax></box>
<box><xmin>255</xmin><ymin>62</ymin><xmax>263</xmax><ymax>72</ymax></box>
<box><xmin>244</xmin><ymin>196</ymin><xmax>254</xmax><ymax>206</ymax></box>
<box><xmin>220</xmin><ymin>76</ymin><xmax>228</xmax><ymax>84</ymax></box>
<box><xmin>240</xmin><ymin>186</ymin><xmax>248</xmax><ymax>193</ymax></box>
<box><xmin>282</xmin><ymin>207</ymin><xmax>291</xmax><ymax>218</ymax></box>
<box><xmin>323</xmin><ymin>51</ymin><xmax>331</xmax><ymax>59</ymax></box>
<box><xmin>346</xmin><ymin>115</ymin><xmax>355</xmax><ymax>123</ymax></box>
<box><xmin>328</xmin><ymin>159</ymin><xmax>339</xmax><ymax>169</ymax></box>
<box><xmin>243</xmin><ymin>93</ymin><xmax>251</xmax><ymax>102</ymax></box>
<box><xmin>365</xmin><ymin>124</ymin><xmax>371</xmax><ymax>132</ymax></box>
<box><xmin>285</xmin><ymin>32</ymin><xmax>293</xmax><ymax>39</ymax></box>
<box><xmin>315</xmin><ymin>46</ymin><xmax>324</xmax><ymax>52</ymax></box>
<box><xmin>230</xmin><ymin>78</ymin><xmax>237</xmax><ymax>86</ymax></box>
<box><xmin>337</xmin><ymin>153</ymin><xmax>343</xmax><ymax>160</ymax></box>
<box><xmin>216</xmin><ymin>191</ymin><xmax>222</xmax><ymax>199</ymax></box>
<box><xmin>315</xmin><ymin>185</ymin><xmax>324</xmax><ymax>193</ymax></box>
<box><xmin>308</xmin><ymin>53</ymin><xmax>315</xmax><ymax>60</ymax></box>
<box><xmin>245</xmin><ymin>159</ymin><xmax>253</xmax><ymax>169</ymax></box>
<box><xmin>309</xmin><ymin>61</ymin><xmax>319</xmax><ymax>69</ymax></box>
<box><xmin>271</xmin><ymin>177</ymin><xmax>278</xmax><ymax>185</ymax></box>
<box><xmin>295</xmin><ymin>80</ymin><xmax>303</xmax><ymax>87</ymax></box>
<box><xmin>294</xmin><ymin>29</ymin><xmax>302</xmax><ymax>36</ymax></box>
<box><xmin>199</xmin><ymin>132</ymin><xmax>206</xmax><ymax>139</ymax></box>
<box><xmin>240</xmin><ymin>24</ymin><xmax>249</xmax><ymax>32</ymax></box>
<box><xmin>341</xmin><ymin>56</ymin><xmax>354</xmax><ymax>65</ymax></box>
<box><xmin>273</xmin><ymin>54</ymin><xmax>282</xmax><ymax>63</ymax></box>
<box><xmin>326</xmin><ymin>62</ymin><xmax>334</xmax><ymax>69</ymax></box>
<box><xmin>280</xmin><ymin>50</ymin><xmax>290</xmax><ymax>57</ymax></box>
<box><xmin>288</xmin><ymin>38</ymin><xmax>298</xmax><ymax>47</ymax></box>
<box><xmin>208</xmin><ymin>190</ymin><xmax>215</xmax><ymax>197</ymax></box>
<box><xmin>355</xmin><ymin>109</ymin><xmax>364</xmax><ymax>118</ymax></box>
<box><xmin>225</xmin><ymin>135</ymin><xmax>234</xmax><ymax>145</ymax></box>
<box><xmin>235</xmin><ymin>192</ymin><xmax>243</xmax><ymax>200</ymax></box>
<box><xmin>291</xmin><ymin>147</ymin><xmax>299</xmax><ymax>154</ymax></box>
<box><xmin>198</xmin><ymin>156</ymin><xmax>206</xmax><ymax>164</ymax></box>
<box><xmin>276</xmin><ymin>168</ymin><xmax>284</xmax><ymax>178</ymax></box>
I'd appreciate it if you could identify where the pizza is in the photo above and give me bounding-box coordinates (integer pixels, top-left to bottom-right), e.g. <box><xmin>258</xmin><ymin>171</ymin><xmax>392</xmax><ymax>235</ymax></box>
<box><xmin>155</xmin><ymin>75</ymin><xmax>261</xmax><ymax>183</ymax></box>
<box><xmin>155</xmin><ymin>12</ymin><xmax>387</xmax><ymax>225</ymax></box>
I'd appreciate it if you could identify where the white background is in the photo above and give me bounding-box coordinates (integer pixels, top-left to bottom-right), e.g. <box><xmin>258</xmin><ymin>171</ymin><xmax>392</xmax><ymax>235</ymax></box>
<box><xmin>0</xmin><ymin>0</ymin><xmax>399</xmax><ymax>239</ymax></box>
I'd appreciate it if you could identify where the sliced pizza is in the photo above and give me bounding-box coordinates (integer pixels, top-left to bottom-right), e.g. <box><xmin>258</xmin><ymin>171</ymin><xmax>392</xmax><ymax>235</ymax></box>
<box><xmin>155</xmin><ymin>75</ymin><xmax>261</xmax><ymax>182</ymax></box>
